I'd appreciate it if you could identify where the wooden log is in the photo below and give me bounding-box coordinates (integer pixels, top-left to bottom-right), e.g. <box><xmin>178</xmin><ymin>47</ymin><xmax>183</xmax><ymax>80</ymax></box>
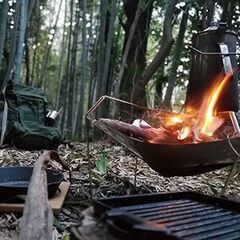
<box><xmin>19</xmin><ymin>151</ymin><xmax>65</xmax><ymax>240</ymax></box>
<box><xmin>94</xmin><ymin>118</ymin><xmax>179</xmax><ymax>143</ymax></box>
<box><xmin>94</xmin><ymin>118</ymin><xmax>153</xmax><ymax>139</ymax></box>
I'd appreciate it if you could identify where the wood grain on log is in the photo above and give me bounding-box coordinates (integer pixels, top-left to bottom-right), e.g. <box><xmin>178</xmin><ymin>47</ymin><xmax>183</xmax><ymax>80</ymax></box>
<box><xmin>19</xmin><ymin>151</ymin><xmax>63</xmax><ymax>240</ymax></box>
<box><xmin>95</xmin><ymin>118</ymin><xmax>177</xmax><ymax>143</ymax></box>
<box><xmin>94</xmin><ymin>118</ymin><xmax>153</xmax><ymax>139</ymax></box>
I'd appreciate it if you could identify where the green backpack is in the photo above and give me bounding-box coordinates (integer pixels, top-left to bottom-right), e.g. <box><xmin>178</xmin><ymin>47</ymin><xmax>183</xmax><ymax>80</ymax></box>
<box><xmin>1</xmin><ymin>82</ymin><xmax>62</xmax><ymax>150</ymax></box>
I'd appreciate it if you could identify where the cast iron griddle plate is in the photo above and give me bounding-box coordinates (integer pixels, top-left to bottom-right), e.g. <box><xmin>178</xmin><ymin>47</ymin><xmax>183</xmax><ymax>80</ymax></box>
<box><xmin>94</xmin><ymin>192</ymin><xmax>240</xmax><ymax>240</ymax></box>
<box><xmin>0</xmin><ymin>167</ymin><xmax>63</xmax><ymax>201</ymax></box>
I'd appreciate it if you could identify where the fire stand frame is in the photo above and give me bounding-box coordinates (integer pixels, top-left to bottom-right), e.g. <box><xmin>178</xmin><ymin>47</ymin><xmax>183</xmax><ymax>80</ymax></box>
<box><xmin>86</xmin><ymin>95</ymin><xmax>240</xmax><ymax>197</ymax></box>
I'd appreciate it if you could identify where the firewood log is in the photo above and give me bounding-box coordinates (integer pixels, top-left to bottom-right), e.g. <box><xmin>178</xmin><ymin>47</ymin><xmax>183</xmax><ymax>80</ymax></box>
<box><xmin>19</xmin><ymin>151</ymin><xmax>65</xmax><ymax>240</ymax></box>
<box><xmin>94</xmin><ymin>118</ymin><xmax>154</xmax><ymax>139</ymax></box>
<box><xmin>94</xmin><ymin>118</ymin><xmax>176</xmax><ymax>143</ymax></box>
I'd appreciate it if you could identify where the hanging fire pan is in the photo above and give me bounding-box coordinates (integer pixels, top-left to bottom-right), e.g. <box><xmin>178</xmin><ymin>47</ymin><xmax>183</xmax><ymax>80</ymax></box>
<box><xmin>87</xmin><ymin>96</ymin><xmax>240</xmax><ymax>177</ymax></box>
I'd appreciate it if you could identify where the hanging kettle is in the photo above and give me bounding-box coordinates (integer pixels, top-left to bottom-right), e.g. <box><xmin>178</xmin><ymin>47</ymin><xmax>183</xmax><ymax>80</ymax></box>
<box><xmin>185</xmin><ymin>22</ymin><xmax>239</xmax><ymax>112</ymax></box>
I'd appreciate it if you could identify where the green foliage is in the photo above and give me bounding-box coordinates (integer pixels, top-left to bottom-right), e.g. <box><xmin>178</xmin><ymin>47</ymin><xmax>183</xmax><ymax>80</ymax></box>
<box><xmin>53</xmin><ymin>216</ymin><xmax>66</xmax><ymax>232</ymax></box>
<box><xmin>62</xmin><ymin>232</ymin><xmax>70</xmax><ymax>240</ymax></box>
<box><xmin>94</xmin><ymin>152</ymin><xmax>109</xmax><ymax>175</ymax></box>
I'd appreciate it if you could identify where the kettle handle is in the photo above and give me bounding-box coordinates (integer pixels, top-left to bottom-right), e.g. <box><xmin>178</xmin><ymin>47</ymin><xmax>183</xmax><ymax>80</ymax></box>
<box><xmin>218</xmin><ymin>43</ymin><xmax>233</xmax><ymax>74</ymax></box>
<box><xmin>189</xmin><ymin>45</ymin><xmax>239</xmax><ymax>56</ymax></box>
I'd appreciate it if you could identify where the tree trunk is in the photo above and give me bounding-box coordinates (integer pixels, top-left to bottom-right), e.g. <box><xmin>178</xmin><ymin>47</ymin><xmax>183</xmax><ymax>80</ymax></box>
<box><xmin>27</xmin><ymin>0</ymin><xmax>37</xmax><ymax>22</ymax></box>
<box><xmin>38</xmin><ymin>0</ymin><xmax>63</xmax><ymax>88</ymax></box>
<box><xmin>115</xmin><ymin>1</ymin><xmax>143</xmax><ymax>100</ymax></box>
<box><xmin>95</xmin><ymin>0</ymin><xmax>108</xmax><ymax>103</ymax></box>
<box><xmin>130</xmin><ymin>0</ymin><xmax>177</xmax><ymax>106</ymax></box>
<box><xmin>87</xmin><ymin>2</ymin><xmax>97</xmax><ymax>113</ymax></box>
<box><xmin>56</xmin><ymin>0</ymin><xmax>68</xmax><ymax>109</ymax></box>
<box><xmin>163</xmin><ymin>7</ymin><xmax>189</xmax><ymax>109</ymax></box>
<box><xmin>221</xmin><ymin>0</ymin><xmax>234</xmax><ymax>28</ymax></box>
<box><xmin>64</xmin><ymin>0</ymin><xmax>74</xmax><ymax>135</ymax></box>
<box><xmin>76</xmin><ymin>0</ymin><xmax>88</xmax><ymax>139</ymax></box>
<box><xmin>30</xmin><ymin>29</ymin><xmax>40</xmax><ymax>85</ymax></box>
<box><xmin>66</xmin><ymin>0</ymin><xmax>78</xmax><ymax>137</ymax></box>
<box><xmin>155</xmin><ymin>68</ymin><xmax>167</xmax><ymax>106</ymax></box>
<box><xmin>25</xmin><ymin>39</ymin><xmax>30</xmax><ymax>85</ymax></box>
<box><xmin>97</xmin><ymin>0</ymin><xmax>117</xmax><ymax>118</ymax></box>
<box><xmin>13</xmin><ymin>0</ymin><xmax>29</xmax><ymax>84</ymax></box>
<box><xmin>108</xmin><ymin>9</ymin><xmax>123</xmax><ymax>117</ymax></box>
<box><xmin>1</xmin><ymin>1</ymin><xmax>21</xmax><ymax>91</ymax></box>
<box><xmin>70</xmin><ymin>3</ymin><xmax>81</xmax><ymax>135</ymax></box>
<box><xmin>111</xmin><ymin>0</ymin><xmax>152</xmax><ymax>120</ymax></box>
<box><xmin>0</xmin><ymin>0</ymin><xmax>9</xmax><ymax>70</ymax></box>
<box><xmin>119</xmin><ymin>0</ymin><xmax>153</xmax><ymax>100</ymax></box>
<box><xmin>202</xmin><ymin>0</ymin><xmax>215</xmax><ymax>29</ymax></box>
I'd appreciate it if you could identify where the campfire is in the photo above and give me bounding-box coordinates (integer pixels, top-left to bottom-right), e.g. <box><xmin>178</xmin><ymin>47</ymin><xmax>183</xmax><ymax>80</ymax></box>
<box><xmin>87</xmin><ymin>73</ymin><xmax>240</xmax><ymax>177</ymax></box>
<box><xmin>93</xmin><ymin>73</ymin><xmax>236</xmax><ymax>146</ymax></box>
<box><xmin>87</xmin><ymin>23</ymin><xmax>240</xmax><ymax>177</ymax></box>
<box><xmin>135</xmin><ymin>73</ymin><xmax>235</xmax><ymax>145</ymax></box>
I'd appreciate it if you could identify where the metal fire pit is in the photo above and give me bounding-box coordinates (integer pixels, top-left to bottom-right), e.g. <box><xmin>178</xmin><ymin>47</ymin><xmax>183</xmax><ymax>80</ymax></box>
<box><xmin>87</xmin><ymin>96</ymin><xmax>240</xmax><ymax>177</ymax></box>
<box><xmin>94</xmin><ymin>192</ymin><xmax>240</xmax><ymax>240</ymax></box>
<box><xmin>93</xmin><ymin>117</ymin><xmax>240</xmax><ymax>177</ymax></box>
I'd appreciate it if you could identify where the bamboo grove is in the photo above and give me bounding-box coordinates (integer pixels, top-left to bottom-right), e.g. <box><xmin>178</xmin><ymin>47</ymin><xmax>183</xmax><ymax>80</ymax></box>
<box><xmin>0</xmin><ymin>0</ymin><xmax>239</xmax><ymax>140</ymax></box>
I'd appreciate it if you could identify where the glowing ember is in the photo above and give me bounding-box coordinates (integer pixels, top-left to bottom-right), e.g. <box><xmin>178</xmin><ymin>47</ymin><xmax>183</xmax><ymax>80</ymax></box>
<box><xmin>142</xmin><ymin>73</ymin><xmax>234</xmax><ymax>144</ymax></box>
<box><xmin>168</xmin><ymin>116</ymin><xmax>183</xmax><ymax>125</ymax></box>
<box><xmin>177</xmin><ymin>127</ymin><xmax>191</xmax><ymax>140</ymax></box>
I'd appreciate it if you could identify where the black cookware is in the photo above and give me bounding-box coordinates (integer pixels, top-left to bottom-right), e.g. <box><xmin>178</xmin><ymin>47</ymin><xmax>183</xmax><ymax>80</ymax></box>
<box><xmin>0</xmin><ymin>166</ymin><xmax>63</xmax><ymax>201</ymax></box>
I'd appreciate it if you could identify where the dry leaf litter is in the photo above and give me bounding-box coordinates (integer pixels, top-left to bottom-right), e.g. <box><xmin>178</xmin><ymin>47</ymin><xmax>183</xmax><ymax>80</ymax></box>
<box><xmin>0</xmin><ymin>139</ymin><xmax>239</xmax><ymax>239</ymax></box>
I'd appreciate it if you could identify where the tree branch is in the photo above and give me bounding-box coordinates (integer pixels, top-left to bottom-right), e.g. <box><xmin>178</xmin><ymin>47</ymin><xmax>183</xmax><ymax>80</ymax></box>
<box><xmin>131</xmin><ymin>0</ymin><xmax>178</xmax><ymax>104</ymax></box>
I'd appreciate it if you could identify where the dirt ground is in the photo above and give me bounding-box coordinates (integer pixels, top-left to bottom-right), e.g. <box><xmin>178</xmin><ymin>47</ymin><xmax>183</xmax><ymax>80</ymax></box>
<box><xmin>0</xmin><ymin>139</ymin><xmax>240</xmax><ymax>239</ymax></box>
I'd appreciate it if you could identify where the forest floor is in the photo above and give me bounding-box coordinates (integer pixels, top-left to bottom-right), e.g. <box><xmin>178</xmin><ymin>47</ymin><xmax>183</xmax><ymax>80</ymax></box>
<box><xmin>0</xmin><ymin>139</ymin><xmax>240</xmax><ymax>239</ymax></box>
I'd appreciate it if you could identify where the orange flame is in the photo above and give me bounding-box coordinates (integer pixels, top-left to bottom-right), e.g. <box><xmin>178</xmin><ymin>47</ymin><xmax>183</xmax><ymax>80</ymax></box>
<box><xmin>198</xmin><ymin>73</ymin><xmax>232</xmax><ymax>136</ymax></box>
<box><xmin>147</xmin><ymin>73</ymin><xmax>233</xmax><ymax>143</ymax></box>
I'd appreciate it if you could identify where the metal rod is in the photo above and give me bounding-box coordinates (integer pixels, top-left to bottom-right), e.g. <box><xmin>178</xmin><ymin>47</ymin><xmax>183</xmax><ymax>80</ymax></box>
<box><xmin>229</xmin><ymin>112</ymin><xmax>240</xmax><ymax>136</ymax></box>
<box><xmin>133</xmin><ymin>158</ymin><xmax>138</xmax><ymax>190</ymax></box>
<box><xmin>86</xmin><ymin>95</ymin><xmax>158</xmax><ymax>121</ymax></box>
<box><xmin>220</xmin><ymin>153</ymin><xmax>238</xmax><ymax>196</ymax></box>
<box><xmin>220</xmin><ymin>112</ymin><xmax>240</xmax><ymax>196</ymax></box>
<box><xmin>86</xmin><ymin>116</ymin><xmax>93</xmax><ymax>199</ymax></box>
<box><xmin>189</xmin><ymin>45</ymin><xmax>240</xmax><ymax>56</ymax></box>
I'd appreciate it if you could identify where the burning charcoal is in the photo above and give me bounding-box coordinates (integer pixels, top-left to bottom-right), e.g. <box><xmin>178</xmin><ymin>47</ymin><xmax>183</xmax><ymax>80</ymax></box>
<box><xmin>177</xmin><ymin>127</ymin><xmax>191</xmax><ymax>140</ymax></box>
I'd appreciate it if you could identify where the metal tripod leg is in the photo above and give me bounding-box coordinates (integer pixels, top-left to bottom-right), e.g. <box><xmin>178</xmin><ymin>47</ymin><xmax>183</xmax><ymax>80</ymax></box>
<box><xmin>220</xmin><ymin>112</ymin><xmax>240</xmax><ymax>196</ymax></box>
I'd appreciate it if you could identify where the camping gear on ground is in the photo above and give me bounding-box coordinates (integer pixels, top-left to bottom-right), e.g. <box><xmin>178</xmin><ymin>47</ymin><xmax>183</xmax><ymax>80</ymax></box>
<box><xmin>0</xmin><ymin>166</ymin><xmax>64</xmax><ymax>202</ymax></box>
<box><xmin>0</xmin><ymin>82</ymin><xmax>62</xmax><ymax>150</ymax></box>
<box><xmin>46</xmin><ymin>109</ymin><xmax>62</xmax><ymax>127</ymax></box>
<box><xmin>0</xmin><ymin>181</ymin><xmax>70</xmax><ymax>214</ymax></box>
<box><xmin>94</xmin><ymin>191</ymin><xmax>240</xmax><ymax>240</ymax></box>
